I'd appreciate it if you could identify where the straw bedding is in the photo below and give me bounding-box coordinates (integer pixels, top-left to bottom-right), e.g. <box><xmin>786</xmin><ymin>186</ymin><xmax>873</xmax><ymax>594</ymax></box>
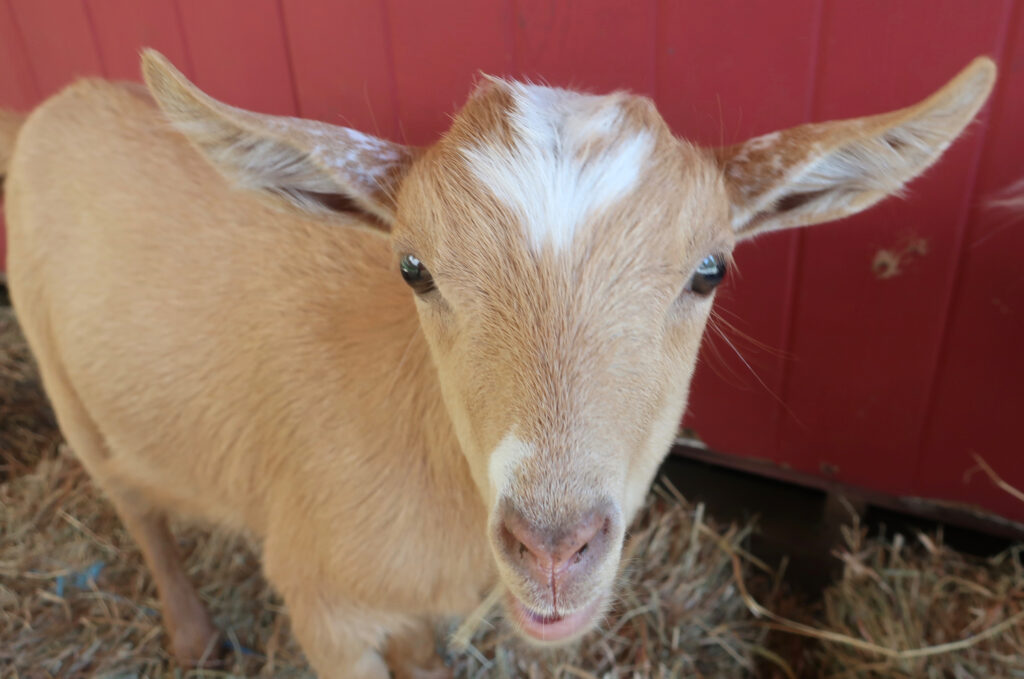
<box><xmin>1</xmin><ymin>303</ymin><xmax>1022</xmax><ymax>678</ymax></box>
<box><xmin>816</xmin><ymin>521</ymin><xmax>1024</xmax><ymax>678</ymax></box>
<box><xmin>1</xmin><ymin>450</ymin><xmax>310</xmax><ymax>677</ymax></box>
<box><xmin>0</xmin><ymin>304</ymin><xmax>60</xmax><ymax>481</ymax></box>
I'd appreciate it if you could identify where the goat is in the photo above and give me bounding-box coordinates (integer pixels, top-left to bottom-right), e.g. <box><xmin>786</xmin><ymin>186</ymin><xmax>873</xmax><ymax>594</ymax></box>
<box><xmin>0</xmin><ymin>51</ymin><xmax>995</xmax><ymax>677</ymax></box>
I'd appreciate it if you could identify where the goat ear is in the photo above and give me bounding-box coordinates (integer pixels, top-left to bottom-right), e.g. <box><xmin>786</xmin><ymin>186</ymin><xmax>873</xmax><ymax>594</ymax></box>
<box><xmin>141</xmin><ymin>49</ymin><xmax>413</xmax><ymax>229</ymax></box>
<box><xmin>716</xmin><ymin>57</ymin><xmax>996</xmax><ymax>240</ymax></box>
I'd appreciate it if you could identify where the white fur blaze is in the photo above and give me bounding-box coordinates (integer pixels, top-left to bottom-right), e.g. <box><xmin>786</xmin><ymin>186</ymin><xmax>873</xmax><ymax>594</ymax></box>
<box><xmin>487</xmin><ymin>432</ymin><xmax>534</xmax><ymax>502</ymax></box>
<box><xmin>462</xmin><ymin>84</ymin><xmax>654</xmax><ymax>254</ymax></box>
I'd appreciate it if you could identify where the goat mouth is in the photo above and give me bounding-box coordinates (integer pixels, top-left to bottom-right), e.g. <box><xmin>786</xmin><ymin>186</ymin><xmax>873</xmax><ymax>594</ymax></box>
<box><xmin>507</xmin><ymin>594</ymin><xmax>603</xmax><ymax>643</ymax></box>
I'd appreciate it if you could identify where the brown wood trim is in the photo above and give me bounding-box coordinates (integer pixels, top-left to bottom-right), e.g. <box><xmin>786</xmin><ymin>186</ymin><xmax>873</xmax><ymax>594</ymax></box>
<box><xmin>670</xmin><ymin>439</ymin><xmax>1024</xmax><ymax>543</ymax></box>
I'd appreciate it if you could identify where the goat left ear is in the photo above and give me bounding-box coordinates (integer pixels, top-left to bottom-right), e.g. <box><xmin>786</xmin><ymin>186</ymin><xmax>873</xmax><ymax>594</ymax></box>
<box><xmin>142</xmin><ymin>49</ymin><xmax>413</xmax><ymax>229</ymax></box>
<box><xmin>717</xmin><ymin>57</ymin><xmax>996</xmax><ymax>240</ymax></box>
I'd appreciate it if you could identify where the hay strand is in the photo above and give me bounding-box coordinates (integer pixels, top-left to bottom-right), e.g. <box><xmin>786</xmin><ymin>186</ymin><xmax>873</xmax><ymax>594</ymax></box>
<box><xmin>965</xmin><ymin>452</ymin><xmax>1024</xmax><ymax>505</ymax></box>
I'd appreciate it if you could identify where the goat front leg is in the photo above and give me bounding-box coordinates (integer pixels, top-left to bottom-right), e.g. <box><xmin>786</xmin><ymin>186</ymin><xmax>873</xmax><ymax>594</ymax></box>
<box><xmin>385</xmin><ymin>618</ymin><xmax>452</xmax><ymax>679</ymax></box>
<box><xmin>283</xmin><ymin>593</ymin><xmax>391</xmax><ymax>679</ymax></box>
<box><xmin>109</xmin><ymin>498</ymin><xmax>220</xmax><ymax>666</ymax></box>
<box><xmin>24</xmin><ymin>339</ymin><xmax>220</xmax><ymax>667</ymax></box>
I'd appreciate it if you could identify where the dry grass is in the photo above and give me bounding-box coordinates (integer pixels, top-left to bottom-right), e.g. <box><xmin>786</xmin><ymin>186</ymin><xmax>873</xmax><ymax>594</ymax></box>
<box><xmin>0</xmin><ymin>306</ymin><xmax>61</xmax><ymax>481</ymax></box>
<box><xmin>815</xmin><ymin>520</ymin><xmax>1024</xmax><ymax>678</ymax></box>
<box><xmin>0</xmin><ymin>449</ymin><xmax>311</xmax><ymax>678</ymax></box>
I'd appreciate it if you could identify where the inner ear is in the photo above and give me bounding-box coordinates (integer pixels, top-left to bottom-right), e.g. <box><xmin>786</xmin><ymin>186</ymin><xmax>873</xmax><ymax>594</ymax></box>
<box><xmin>773</xmin><ymin>189</ymin><xmax>830</xmax><ymax>214</ymax></box>
<box><xmin>742</xmin><ymin>189</ymin><xmax>831</xmax><ymax>232</ymax></box>
<box><xmin>296</xmin><ymin>190</ymin><xmax>361</xmax><ymax>214</ymax></box>
<box><xmin>289</xmin><ymin>189</ymin><xmax>390</xmax><ymax>229</ymax></box>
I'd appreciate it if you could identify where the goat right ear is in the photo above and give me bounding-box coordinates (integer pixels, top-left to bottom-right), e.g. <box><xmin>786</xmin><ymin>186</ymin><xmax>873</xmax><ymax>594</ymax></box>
<box><xmin>716</xmin><ymin>57</ymin><xmax>996</xmax><ymax>240</ymax></box>
<box><xmin>141</xmin><ymin>49</ymin><xmax>414</xmax><ymax>229</ymax></box>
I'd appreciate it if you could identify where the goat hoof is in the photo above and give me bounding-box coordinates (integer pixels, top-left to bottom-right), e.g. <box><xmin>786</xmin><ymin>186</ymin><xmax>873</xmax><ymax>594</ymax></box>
<box><xmin>170</xmin><ymin>620</ymin><xmax>222</xmax><ymax>668</ymax></box>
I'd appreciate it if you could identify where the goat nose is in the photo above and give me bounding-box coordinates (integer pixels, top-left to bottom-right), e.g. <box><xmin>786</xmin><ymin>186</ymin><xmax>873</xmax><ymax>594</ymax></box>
<box><xmin>500</xmin><ymin>508</ymin><xmax>609</xmax><ymax>579</ymax></box>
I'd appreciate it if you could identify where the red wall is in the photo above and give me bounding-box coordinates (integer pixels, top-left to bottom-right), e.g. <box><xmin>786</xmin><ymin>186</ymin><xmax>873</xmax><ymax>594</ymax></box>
<box><xmin>1</xmin><ymin>1</ymin><xmax>1022</xmax><ymax>523</ymax></box>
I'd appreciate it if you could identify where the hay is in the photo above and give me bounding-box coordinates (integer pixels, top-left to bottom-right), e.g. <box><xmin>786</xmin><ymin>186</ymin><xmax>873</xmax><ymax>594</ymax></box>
<box><xmin>0</xmin><ymin>306</ymin><xmax>61</xmax><ymax>480</ymax></box>
<box><xmin>723</xmin><ymin>506</ymin><xmax>1024</xmax><ymax>678</ymax></box>
<box><xmin>771</xmin><ymin>462</ymin><xmax>1024</xmax><ymax>678</ymax></box>
<box><xmin>814</xmin><ymin>521</ymin><xmax>1024</xmax><ymax>678</ymax></box>
<box><xmin>0</xmin><ymin>450</ymin><xmax>310</xmax><ymax>677</ymax></box>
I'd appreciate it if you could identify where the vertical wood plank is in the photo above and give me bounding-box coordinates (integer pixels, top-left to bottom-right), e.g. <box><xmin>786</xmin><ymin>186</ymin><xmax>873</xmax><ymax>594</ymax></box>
<box><xmin>388</xmin><ymin>0</ymin><xmax>514</xmax><ymax>145</ymax></box>
<box><xmin>0</xmin><ymin>0</ymin><xmax>39</xmax><ymax>273</ymax></box>
<box><xmin>85</xmin><ymin>0</ymin><xmax>192</xmax><ymax>82</ymax></box>
<box><xmin>0</xmin><ymin>0</ymin><xmax>39</xmax><ymax>110</ymax></box>
<box><xmin>176</xmin><ymin>0</ymin><xmax>296</xmax><ymax>114</ymax></box>
<box><xmin>777</xmin><ymin>0</ymin><xmax>1007</xmax><ymax>494</ymax></box>
<box><xmin>657</xmin><ymin>0</ymin><xmax>821</xmax><ymax>461</ymax></box>
<box><xmin>917</xmin><ymin>2</ymin><xmax>1024</xmax><ymax>521</ymax></box>
<box><xmin>281</xmin><ymin>0</ymin><xmax>398</xmax><ymax>137</ymax></box>
<box><xmin>515</xmin><ymin>0</ymin><xmax>655</xmax><ymax>95</ymax></box>
<box><xmin>8</xmin><ymin>0</ymin><xmax>104</xmax><ymax>94</ymax></box>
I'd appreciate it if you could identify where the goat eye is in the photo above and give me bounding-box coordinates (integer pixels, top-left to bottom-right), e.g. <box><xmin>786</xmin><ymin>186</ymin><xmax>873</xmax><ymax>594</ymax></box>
<box><xmin>399</xmin><ymin>254</ymin><xmax>435</xmax><ymax>294</ymax></box>
<box><xmin>687</xmin><ymin>254</ymin><xmax>727</xmax><ymax>296</ymax></box>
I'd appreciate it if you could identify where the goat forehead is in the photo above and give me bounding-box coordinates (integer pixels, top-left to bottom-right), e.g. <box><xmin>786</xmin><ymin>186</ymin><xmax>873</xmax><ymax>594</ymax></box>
<box><xmin>458</xmin><ymin>82</ymin><xmax>658</xmax><ymax>254</ymax></box>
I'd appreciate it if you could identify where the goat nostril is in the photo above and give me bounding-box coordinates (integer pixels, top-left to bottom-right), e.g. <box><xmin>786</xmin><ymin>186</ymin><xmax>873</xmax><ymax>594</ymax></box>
<box><xmin>574</xmin><ymin>542</ymin><xmax>588</xmax><ymax>563</ymax></box>
<box><xmin>518</xmin><ymin>542</ymin><xmax>528</xmax><ymax>559</ymax></box>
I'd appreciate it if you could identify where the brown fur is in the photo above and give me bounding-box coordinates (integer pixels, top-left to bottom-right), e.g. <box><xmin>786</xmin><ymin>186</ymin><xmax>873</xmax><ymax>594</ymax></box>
<box><xmin>1</xmin><ymin>52</ymin><xmax>995</xmax><ymax>677</ymax></box>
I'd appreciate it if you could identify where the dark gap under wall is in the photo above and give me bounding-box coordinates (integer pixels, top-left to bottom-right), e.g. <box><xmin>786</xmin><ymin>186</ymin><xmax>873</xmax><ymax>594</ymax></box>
<box><xmin>659</xmin><ymin>454</ymin><xmax>1016</xmax><ymax>596</ymax></box>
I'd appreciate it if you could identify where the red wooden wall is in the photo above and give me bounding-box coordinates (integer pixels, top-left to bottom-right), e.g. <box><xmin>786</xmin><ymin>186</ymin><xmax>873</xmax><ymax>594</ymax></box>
<box><xmin>1</xmin><ymin>1</ymin><xmax>1022</xmax><ymax>523</ymax></box>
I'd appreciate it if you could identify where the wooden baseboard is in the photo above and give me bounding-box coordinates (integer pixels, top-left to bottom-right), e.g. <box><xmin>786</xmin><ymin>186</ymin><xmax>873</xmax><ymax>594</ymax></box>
<box><xmin>671</xmin><ymin>440</ymin><xmax>1024</xmax><ymax>542</ymax></box>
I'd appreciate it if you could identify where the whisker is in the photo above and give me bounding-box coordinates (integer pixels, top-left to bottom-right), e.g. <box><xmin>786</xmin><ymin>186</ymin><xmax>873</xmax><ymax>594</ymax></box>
<box><xmin>710</xmin><ymin>308</ymin><xmax>792</xmax><ymax>360</ymax></box>
<box><xmin>709</xmin><ymin>319</ymin><xmax>804</xmax><ymax>429</ymax></box>
<box><xmin>714</xmin><ymin>327</ymin><xmax>771</xmax><ymax>396</ymax></box>
<box><xmin>702</xmin><ymin>316</ymin><xmax>750</xmax><ymax>388</ymax></box>
<box><xmin>707</xmin><ymin>313</ymin><xmax>801</xmax><ymax>422</ymax></box>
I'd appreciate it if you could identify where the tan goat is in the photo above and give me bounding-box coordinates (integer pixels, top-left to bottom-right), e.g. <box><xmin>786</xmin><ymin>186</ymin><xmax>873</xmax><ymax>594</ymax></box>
<box><xmin>0</xmin><ymin>51</ymin><xmax>995</xmax><ymax>677</ymax></box>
